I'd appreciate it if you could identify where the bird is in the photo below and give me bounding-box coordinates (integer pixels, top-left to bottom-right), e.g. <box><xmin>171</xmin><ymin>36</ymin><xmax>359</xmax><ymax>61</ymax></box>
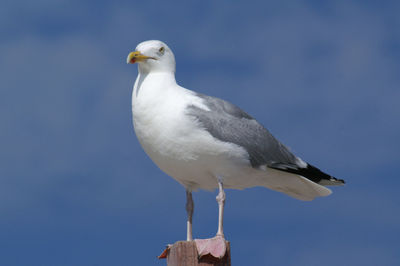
<box><xmin>126</xmin><ymin>40</ymin><xmax>344</xmax><ymax>257</ymax></box>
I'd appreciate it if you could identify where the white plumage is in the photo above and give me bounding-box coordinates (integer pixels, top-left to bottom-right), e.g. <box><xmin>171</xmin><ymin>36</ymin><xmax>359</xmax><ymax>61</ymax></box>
<box><xmin>127</xmin><ymin>40</ymin><xmax>344</xmax><ymax>241</ymax></box>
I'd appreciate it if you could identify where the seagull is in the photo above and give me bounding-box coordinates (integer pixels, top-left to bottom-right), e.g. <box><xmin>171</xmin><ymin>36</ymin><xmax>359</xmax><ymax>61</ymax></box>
<box><xmin>127</xmin><ymin>40</ymin><xmax>344</xmax><ymax>257</ymax></box>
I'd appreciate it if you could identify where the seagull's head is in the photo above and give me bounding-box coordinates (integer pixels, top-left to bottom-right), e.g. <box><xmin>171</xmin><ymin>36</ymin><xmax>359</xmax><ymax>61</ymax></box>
<box><xmin>127</xmin><ymin>40</ymin><xmax>176</xmax><ymax>73</ymax></box>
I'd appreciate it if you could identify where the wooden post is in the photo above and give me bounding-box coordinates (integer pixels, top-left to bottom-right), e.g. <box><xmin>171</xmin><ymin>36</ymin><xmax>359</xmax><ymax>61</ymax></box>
<box><xmin>159</xmin><ymin>241</ymin><xmax>231</xmax><ymax>266</ymax></box>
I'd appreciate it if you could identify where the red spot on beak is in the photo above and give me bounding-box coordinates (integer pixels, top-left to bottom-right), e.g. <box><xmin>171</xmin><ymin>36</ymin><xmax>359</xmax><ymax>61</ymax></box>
<box><xmin>130</xmin><ymin>58</ymin><xmax>136</xmax><ymax>64</ymax></box>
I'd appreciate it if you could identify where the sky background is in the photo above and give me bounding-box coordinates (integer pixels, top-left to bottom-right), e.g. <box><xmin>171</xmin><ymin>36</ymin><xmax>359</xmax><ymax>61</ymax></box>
<box><xmin>1</xmin><ymin>0</ymin><xmax>400</xmax><ymax>265</ymax></box>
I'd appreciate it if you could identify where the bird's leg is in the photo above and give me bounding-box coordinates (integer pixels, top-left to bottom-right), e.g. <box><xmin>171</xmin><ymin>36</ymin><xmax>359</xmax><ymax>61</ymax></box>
<box><xmin>186</xmin><ymin>189</ymin><xmax>194</xmax><ymax>241</ymax></box>
<box><xmin>194</xmin><ymin>182</ymin><xmax>227</xmax><ymax>259</ymax></box>
<box><xmin>216</xmin><ymin>181</ymin><xmax>226</xmax><ymax>237</ymax></box>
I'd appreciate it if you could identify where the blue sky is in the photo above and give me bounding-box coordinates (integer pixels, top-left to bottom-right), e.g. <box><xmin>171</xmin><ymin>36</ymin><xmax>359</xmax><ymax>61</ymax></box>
<box><xmin>1</xmin><ymin>0</ymin><xmax>400</xmax><ymax>265</ymax></box>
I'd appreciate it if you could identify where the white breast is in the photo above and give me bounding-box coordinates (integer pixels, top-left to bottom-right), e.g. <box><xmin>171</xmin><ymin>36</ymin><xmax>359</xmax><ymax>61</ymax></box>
<box><xmin>131</xmin><ymin>72</ymin><xmax>250</xmax><ymax>190</ymax></box>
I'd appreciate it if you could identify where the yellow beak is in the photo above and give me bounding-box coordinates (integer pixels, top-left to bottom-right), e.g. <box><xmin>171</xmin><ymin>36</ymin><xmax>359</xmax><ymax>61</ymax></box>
<box><xmin>126</xmin><ymin>51</ymin><xmax>156</xmax><ymax>64</ymax></box>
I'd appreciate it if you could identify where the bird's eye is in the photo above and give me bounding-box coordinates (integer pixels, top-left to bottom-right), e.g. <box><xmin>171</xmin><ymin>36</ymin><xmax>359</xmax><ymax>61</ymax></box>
<box><xmin>159</xmin><ymin>47</ymin><xmax>165</xmax><ymax>54</ymax></box>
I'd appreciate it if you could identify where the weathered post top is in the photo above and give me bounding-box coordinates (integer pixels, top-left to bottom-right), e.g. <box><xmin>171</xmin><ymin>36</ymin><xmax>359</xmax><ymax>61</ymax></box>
<box><xmin>159</xmin><ymin>240</ymin><xmax>231</xmax><ymax>266</ymax></box>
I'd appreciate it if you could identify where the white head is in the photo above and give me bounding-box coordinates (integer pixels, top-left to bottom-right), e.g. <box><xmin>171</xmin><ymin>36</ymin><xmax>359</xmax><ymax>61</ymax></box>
<box><xmin>127</xmin><ymin>40</ymin><xmax>176</xmax><ymax>74</ymax></box>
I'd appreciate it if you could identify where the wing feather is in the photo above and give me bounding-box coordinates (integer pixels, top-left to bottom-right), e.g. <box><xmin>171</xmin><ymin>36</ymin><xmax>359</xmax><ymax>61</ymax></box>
<box><xmin>186</xmin><ymin>93</ymin><xmax>344</xmax><ymax>186</ymax></box>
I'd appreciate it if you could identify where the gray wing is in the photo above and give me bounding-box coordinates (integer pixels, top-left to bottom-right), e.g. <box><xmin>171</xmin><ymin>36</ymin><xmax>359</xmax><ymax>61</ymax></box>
<box><xmin>186</xmin><ymin>93</ymin><xmax>345</xmax><ymax>186</ymax></box>
<box><xmin>186</xmin><ymin>93</ymin><xmax>299</xmax><ymax>168</ymax></box>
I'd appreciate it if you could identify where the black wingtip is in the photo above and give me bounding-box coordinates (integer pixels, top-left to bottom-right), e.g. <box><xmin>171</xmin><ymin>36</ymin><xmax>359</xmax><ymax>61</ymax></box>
<box><xmin>337</xmin><ymin>178</ymin><xmax>345</xmax><ymax>184</ymax></box>
<box><xmin>322</xmin><ymin>176</ymin><xmax>346</xmax><ymax>186</ymax></box>
<box><xmin>269</xmin><ymin>162</ymin><xmax>345</xmax><ymax>186</ymax></box>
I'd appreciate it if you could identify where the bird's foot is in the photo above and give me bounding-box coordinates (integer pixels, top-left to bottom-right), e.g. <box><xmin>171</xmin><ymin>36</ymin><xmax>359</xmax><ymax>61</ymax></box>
<box><xmin>194</xmin><ymin>235</ymin><xmax>227</xmax><ymax>259</ymax></box>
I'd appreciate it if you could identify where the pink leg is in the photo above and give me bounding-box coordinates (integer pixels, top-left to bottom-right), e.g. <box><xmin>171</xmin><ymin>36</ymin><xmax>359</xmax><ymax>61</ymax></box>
<box><xmin>194</xmin><ymin>181</ymin><xmax>227</xmax><ymax>259</ymax></box>
<box><xmin>186</xmin><ymin>190</ymin><xmax>194</xmax><ymax>241</ymax></box>
<box><xmin>216</xmin><ymin>181</ymin><xmax>226</xmax><ymax>237</ymax></box>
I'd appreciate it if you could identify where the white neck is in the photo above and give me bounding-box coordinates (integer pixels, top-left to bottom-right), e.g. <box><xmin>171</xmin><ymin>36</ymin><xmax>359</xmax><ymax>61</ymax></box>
<box><xmin>133</xmin><ymin>70</ymin><xmax>177</xmax><ymax>99</ymax></box>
